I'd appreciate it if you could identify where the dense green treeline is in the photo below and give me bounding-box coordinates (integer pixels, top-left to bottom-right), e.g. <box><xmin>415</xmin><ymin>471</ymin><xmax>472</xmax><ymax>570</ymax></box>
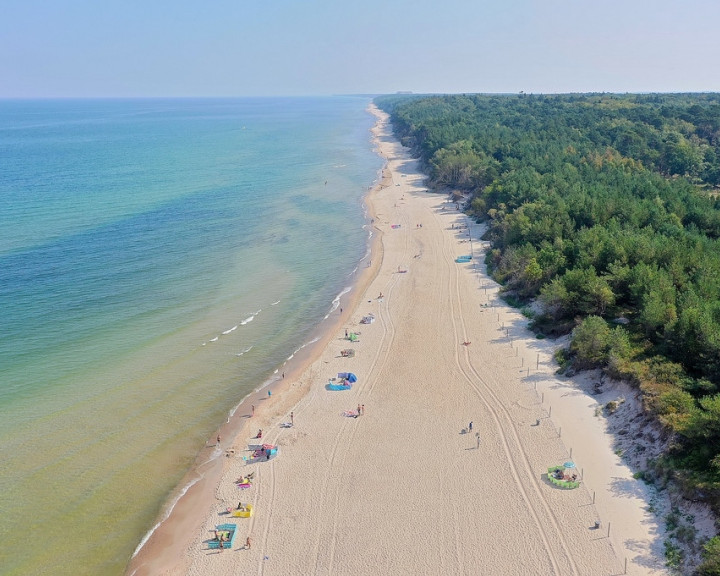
<box><xmin>376</xmin><ymin>93</ymin><xmax>720</xmax><ymax>568</ymax></box>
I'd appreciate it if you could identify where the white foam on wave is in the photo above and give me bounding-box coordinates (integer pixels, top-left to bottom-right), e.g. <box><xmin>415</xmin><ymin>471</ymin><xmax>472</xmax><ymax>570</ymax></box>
<box><xmin>325</xmin><ymin>286</ymin><xmax>352</xmax><ymax>319</ymax></box>
<box><xmin>254</xmin><ymin>375</ymin><xmax>277</xmax><ymax>393</ymax></box>
<box><xmin>222</xmin><ymin>325</ymin><xmax>238</xmax><ymax>335</ymax></box>
<box><xmin>240</xmin><ymin>309</ymin><xmax>262</xmax><ymax>326</ymax></box>
<box><xmin>271</xmin><ymin>300</ymin><xmax>280</xmax><ymax>306</ymax></box>
<box><xmin>132</xmin><ymin>472</ymin><xmax>204</xmax><ymax>558</ymax></box>
<box><xmin>292</xmin><ymin>336</ymin><xmax>319</xmax><ymax>356</ymax></box>
<box><xmin>304</xmin><ymin>336</ymin><xmax>320</xmax><ymax>347</ymax></box>
<box><xmin>209</xmin><ymin>336</ymin><xmax>218</xmax><ymax>342</ymax></box>
<box><xmin>236</xmin><ymin>345</ymin><xmax>253</xmax><ymax>357</ymax></box>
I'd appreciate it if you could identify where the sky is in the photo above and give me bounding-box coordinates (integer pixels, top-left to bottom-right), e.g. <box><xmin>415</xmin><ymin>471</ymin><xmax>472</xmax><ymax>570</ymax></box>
<box><xmin>2</xmin><ymin>0</ymin><xmax>720</xmax><ymax>98</ymax></box>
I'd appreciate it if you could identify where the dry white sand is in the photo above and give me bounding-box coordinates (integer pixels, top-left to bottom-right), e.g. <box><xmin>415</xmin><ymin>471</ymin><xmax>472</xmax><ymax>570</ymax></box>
<box><xmin>132</xmin><ymin>107</ymin><xmax>676</xmax><ymax>576</ymax></box>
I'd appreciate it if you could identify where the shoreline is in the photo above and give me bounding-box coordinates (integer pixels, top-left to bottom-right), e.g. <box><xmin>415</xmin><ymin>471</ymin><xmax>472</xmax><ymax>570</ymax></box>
<box><xmin>125</xmin><ymin>105</ymin><xmax>390</xmax><ymax>576</ymax></box>
<box><xmin>129</xmin><ymin>104</ymin><xmax>698</xmax><ymax>576</ymax></box>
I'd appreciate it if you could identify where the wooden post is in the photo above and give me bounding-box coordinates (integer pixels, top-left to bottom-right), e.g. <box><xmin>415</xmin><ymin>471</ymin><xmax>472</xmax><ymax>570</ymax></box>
<box><xmin>569</xmin><ymin>447</ymin><xmax>572</xmax><ymax>459</ymax></box>
<box><xmin>549</xmin><ymin>406</ymin><xmax>552</xmax><ymax>418</ymax></box>
<box><xmin>527</xmin><ymin>367</ymin><xmax>530</xmax><ymax>376</ymax></box>
<box><xmin>607</xmin><ymin>522</ymin><xmax>611</xmax><ymax>538</ymax></box>
<box><xmin>558</xmin><ymin>427</ymin><xmax>561</xmax><ymax>438</ymax></box>
<box><xmin>521</xmin><ymin>356</ymin><xmax>524</xmax><ymax>366</ymax></box>
<box><xmin>536</xmin><ymin>353</ymin><xmax>539</xmax><ymax>369</ymax></box>
<box><xmin>624</xmin><ymin>558</ymin><xmax>627</xmax><ymax>574</ymax></box>
<box><xmin>541</xmin><ymin>392</ymin><xmax>544</xmax><ymax>403</ymax></box>
<box><xmin>592</xmin><ymin>491</ymin><xmax>595</xmax><ymax>504</ymax></box>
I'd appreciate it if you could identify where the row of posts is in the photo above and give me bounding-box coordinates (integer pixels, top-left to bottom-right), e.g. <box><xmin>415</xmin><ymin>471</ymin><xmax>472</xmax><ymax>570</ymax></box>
<box><xmin>483</xmin><ymin>284</ymin><xmax>625</xmax><ymax>574</ymax></box>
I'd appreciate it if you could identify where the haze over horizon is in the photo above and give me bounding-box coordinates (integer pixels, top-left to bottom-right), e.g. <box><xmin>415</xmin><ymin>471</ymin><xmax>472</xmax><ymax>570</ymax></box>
<box><xmin>2</xmin><ymin>0</ymin><xmax>720</xmax><ymax>98</ymax></box>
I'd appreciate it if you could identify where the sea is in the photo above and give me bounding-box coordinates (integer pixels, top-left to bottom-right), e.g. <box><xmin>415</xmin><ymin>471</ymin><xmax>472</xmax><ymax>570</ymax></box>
<box><xmin>0</xmin><ymin>97</ymin><xmax>383</xmax><ymax>575</ymax></box>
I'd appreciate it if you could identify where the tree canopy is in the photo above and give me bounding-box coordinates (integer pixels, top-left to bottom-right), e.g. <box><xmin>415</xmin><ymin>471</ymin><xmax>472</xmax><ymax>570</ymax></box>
<box><xmin>376</xmin><ymin>94</ymin><xmax>720</xmax><ymax>553</ymax></box>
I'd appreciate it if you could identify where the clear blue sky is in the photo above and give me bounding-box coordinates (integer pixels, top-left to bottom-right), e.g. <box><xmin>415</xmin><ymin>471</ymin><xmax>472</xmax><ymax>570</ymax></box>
<box><xmin>2</xmin><ymin>0</ymin><xmax>719</xmax><ymax>97</ymax></box>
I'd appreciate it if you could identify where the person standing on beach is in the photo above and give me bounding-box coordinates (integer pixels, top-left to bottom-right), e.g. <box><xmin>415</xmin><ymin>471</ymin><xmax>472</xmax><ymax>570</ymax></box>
<box><xmin>361</xmin><ymin>404</ymin><xmax>365</xmax><ymax>415</ymax></box>
<box><xmin>217</xmin><ymin>435</ymin><xmax>221</xmax><ymax>445</ymax></box>
<box><xmin>290</xmin><ymin>411</ymin><xmax>294</xmax><ymax>426</ymax></box>
<box><xmin>475</xmin><ymin>432</ymin><xmax>480</xmax><ymax>449</ymax></box>
<box><xmin>251</xmin><ymin>405</ymin><xmax>255</xmax><ymax>417</ymax></box>
<box><xmin>469</xmin><ymin>421</ymin><xmax>473</xmax><ymax>432</ymax></box>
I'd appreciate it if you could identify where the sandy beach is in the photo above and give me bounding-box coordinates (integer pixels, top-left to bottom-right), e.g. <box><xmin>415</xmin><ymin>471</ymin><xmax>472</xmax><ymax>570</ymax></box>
<box><xmin>128</xmin><ymin>106</ymin><xmax>680</xmax><ymax>576</ymax></box>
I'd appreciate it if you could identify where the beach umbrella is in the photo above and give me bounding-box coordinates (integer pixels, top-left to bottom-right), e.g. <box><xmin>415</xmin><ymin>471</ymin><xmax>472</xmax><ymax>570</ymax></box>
<box><xmin>346</xmin><ymin>373</ymin><xmax>357</xmax><ymax>383</ymax></box>
<box><xmin>563</xmin><ymin>461</ymin><xmax>576</xmax><ymax>469</ymax></box>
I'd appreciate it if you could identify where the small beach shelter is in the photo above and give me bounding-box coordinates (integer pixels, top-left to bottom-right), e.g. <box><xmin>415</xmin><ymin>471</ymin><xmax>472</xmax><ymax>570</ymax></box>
<box><xmin>346</xmin><ymin>373</ymin><xmax>357</xmax><ymax>383</ymax></box>
<box><xmin>348</xmin><ymin>333</ymin><xmax>358</xmax><ymax>342</ymax></box>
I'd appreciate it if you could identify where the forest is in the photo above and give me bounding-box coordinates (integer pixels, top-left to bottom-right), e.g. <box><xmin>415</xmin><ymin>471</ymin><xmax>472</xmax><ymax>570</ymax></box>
<box><xmin>376</xmin><ymin>93</ymin><xmax>720</xmax><ymax>574</ymax></box>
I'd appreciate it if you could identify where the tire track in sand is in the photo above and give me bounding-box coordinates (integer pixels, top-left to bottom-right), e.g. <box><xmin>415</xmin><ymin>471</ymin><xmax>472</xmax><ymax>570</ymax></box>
<box><xmin>314</xmin><ymin>207</ymin><xmax>411</xmax><ymax>574</ymax></box>
<box><xmin>439</xmin><ymin>213</ymin><xmax>580</xmax><ymax>576</ymax></box>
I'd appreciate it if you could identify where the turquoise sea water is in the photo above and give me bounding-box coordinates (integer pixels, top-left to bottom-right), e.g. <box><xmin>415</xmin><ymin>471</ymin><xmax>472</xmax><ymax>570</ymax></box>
<box><xmin>0</xmin><ymin>97</ymin><xmax>382</xmax><ymax>575</ymax></box>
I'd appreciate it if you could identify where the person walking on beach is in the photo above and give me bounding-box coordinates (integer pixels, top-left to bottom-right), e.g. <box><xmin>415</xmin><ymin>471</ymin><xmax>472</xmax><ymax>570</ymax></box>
<box><xmin>361</xmin><ymin>404</ymin><xmax>365</xmax><ymax>415</ymax></box>
<box><xmin>217</xmin><ymin>435</ymin><xmax>221</xmax><ymax>445</ymax></box>
<box><xmin>469</xmin><ymin>421</ymin><xmax>473</xmax><ymax>432</ymax></box>
<box><xmin>475</xmin><ymin>432</ymin><xmax>480</xmax><ymax>449</ymax></box>
<box><xmin>246</xmin><ymin>536</ymin><xmax>252</xmax><ymax>549</ymax></box>
<box><xmin>251</xmin><ymin>404</ymin><xmax>255</xmax><ymax>417</ymax></box>
<box><xmin>290</xmin><ymin>411</ymin><xmax>294</xmax><ymax>426</ymax></box>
